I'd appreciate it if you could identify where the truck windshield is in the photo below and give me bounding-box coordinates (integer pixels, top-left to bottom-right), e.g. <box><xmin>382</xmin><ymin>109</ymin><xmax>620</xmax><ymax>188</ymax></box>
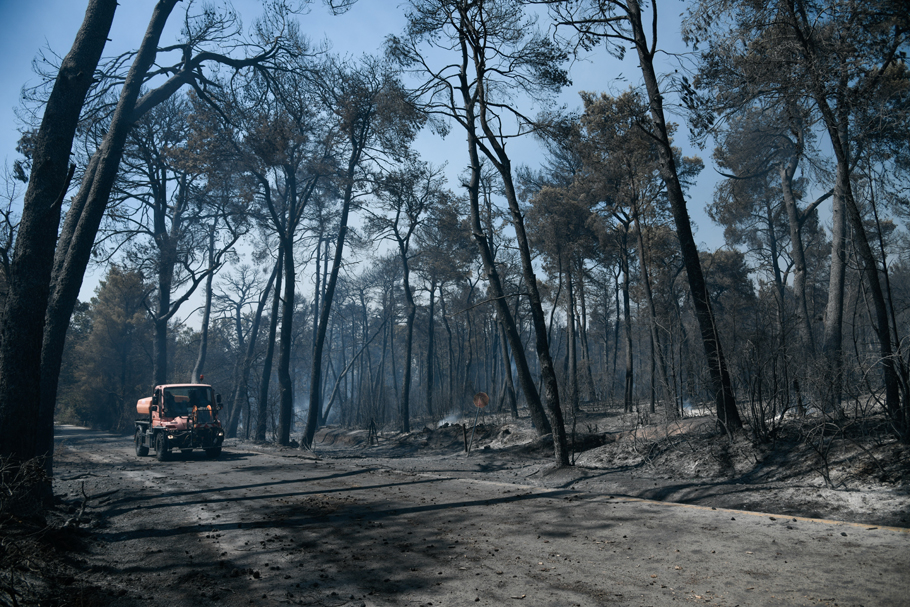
<box><xmin>162</xmin><ymin>387</ymin><xmax>214</xmax><ymax>418</ymax></box>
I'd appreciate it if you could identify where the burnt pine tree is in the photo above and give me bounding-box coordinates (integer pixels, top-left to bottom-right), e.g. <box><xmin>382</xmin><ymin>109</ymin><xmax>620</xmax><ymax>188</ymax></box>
<box><xmin>546</xmin><ymin>0</ymin><xmax>744</xmax><ymax>431</ymax></box>
<box><xmin>413</xmin><ymin>194</ymin><xmax>473</xmax><ymax>418</ymax></box>
<box><xmin>235</xmin><ymin>64</ymin><xmax>332</xmax><ymax>446</ymax></box>
<box><xmin>300</xmin><ymin>56</ymin><xmax>423</xmax><ymax>450</ymax></box>
<box><xmin>214</xmin><ymin>262</ymin><xmax>278</xmax><ymax>438</ymax></box>
<box><xmin>388</xmin><ymin>0</ymin><xmax>573</xmax><ymax>464</ymax></box>
<box><xmin>0</xmin><ymin>0</ymin><xmax>118</xmax><ymax>467</ymax></box>
<box><xmin>366</xmin><ymin>159</ymin><xmax>445</xmax><ymax>432</ymax></box>
<box><xmin>111</xmin><ymin>94</ymin><xmax>244</xmax><ymax>385</ymax></box>
<box><xmin>577</xmin><ymin>91</ymin><xmax>698</xmax><ymax>417</ymax></box>
<box><xmin>684</xmin><ymin>0</ymin><xmax>910</xmax><ymax>436</ymax></box>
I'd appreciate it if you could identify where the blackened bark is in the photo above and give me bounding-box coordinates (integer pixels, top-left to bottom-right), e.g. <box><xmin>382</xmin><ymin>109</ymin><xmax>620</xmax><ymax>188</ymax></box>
<box><xmin>434</xmin><ymin>7</ymin><xmax>553</xmax><ymax>438</ymax></box>
<box><xmin>627</xmin><ymin>1</ymin><xmax>742</xmax><ymax>431</ymax></box>
<box><xmin>566</xmin><ymin>262</ymin><xmax>579</xmax><ymax>414</ymax></box>
<box><xmin>312</xmin><ymin>237</ymin><xmax>322</xmax><ymax>351</ymax></box>
<box><xmin>191</xmin><ymin>227</ymin><xmax>217</xmax><ymax>382</ymax></box>
<box><xmin>576</xmin><ymin>265</ymin><xmax>597</xmax><ymax>403</ymax></box>
<box><xmin>782</xmin><ymin>0</ymin><xmax>901</xmax><ymax>422</ymax></box>
<box><xmin>400</xmin><ymin>268</ymin><xmax>416</xmax><ymax>433</ymax></box>
<box><xmin>612</xmin><ymin>268</ymin><xmax>621</xmax><ymax>399</ymax></box>
<box><xmin>0</xmin><ymin>0</ymin><xmax>117</xmax><ymax>464</ymax></box>
<box><xmin>301</xmin><ymin>162</ymin><xmax>356</xmax><ymax>449</ymax></box>
<box><xmin>440</xmin><ymin>289</ymin><xmax>456</xmax><ymax>404</ymax></box>
<box><xmin>276</xmin><ymin>230</ymin><xmax>296</xmax><ymax>445</ymax></box>
<box><xmin>227</xmin><ymin>260</ymin><xmax>278</xmax><ymax>438</ymax></box>
<box><xmin>464</xmin><ymin>121</ymin><xmax>552</xmax><ymax>436</ymax></box>
<box><xmin>39</xmin><ymin>0</ymin><xmax>278</xmax><ymax>466</ymax></box>
<box><xmin>35</xmin><ymin>1</ymin><xmax>181</xmax><ymax>468</ymax></box>
<box><xmin>808</xmin><ymin>82</ymin><xmax>900</xmax><ymax>420</ymax></box>
<box><xmin>151</xmin><ymin>171</ymin><xmax>190</xmax><ymax>385</ymax></box>
<box><xmin>823</xmin><ymin>167</ymin><xmax>847</xmax><ymax>411</ymax></box>
<box><xmin>476</xmin><ymin>103</ymin><xmax>570</xmax><ymax>465</ymax></box>
<box><xmin>619</xmin><ymin>232</ymin><xmax>634</xmax><ymax>413</ymax></box>
<box><xmin>257</xmin><ymin>249</ymin><xmax>283</xmax><ymax>441</ymax></box>
<box><xmin>425</xmin><ymin>280</ymin><xmax>437</xmax><ymax>418</ymax></box>
<box><xmin>835</xmin><ymin>160</ymin><xmax>901</xmax><ymax>418</ymax></box>
<box><xmin>632</xmin><ymin>211</ymin><xmax>674</xmax><ymax>418</ymax></box>
<box><xmin>497</xmin><ymin>319</ymin><xmax>519</xmax><ymax>418</ymax></box>
<box><xmin>154</xmin><ymin>232</ymin><xmax>177</xmax><ymax>385</ymax></box>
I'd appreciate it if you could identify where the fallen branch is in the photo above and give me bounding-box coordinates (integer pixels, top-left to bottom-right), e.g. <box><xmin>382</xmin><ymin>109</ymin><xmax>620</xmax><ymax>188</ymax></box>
<box><xmin>64</xmin><ymin>482</ymin><xmax>119</xmax><ymax>528</ymax></box>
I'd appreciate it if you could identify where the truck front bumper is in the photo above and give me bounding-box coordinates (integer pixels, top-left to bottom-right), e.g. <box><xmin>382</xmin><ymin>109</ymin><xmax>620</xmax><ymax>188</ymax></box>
<box><xmin>164</xmin><ymin>427</ymin><xmax>225</xmax><ymax>449</ymax></box>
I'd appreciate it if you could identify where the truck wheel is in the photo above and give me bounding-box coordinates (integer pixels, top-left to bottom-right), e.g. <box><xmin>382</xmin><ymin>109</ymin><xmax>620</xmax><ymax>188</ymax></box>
<box><xmin>135</xmin><ymin>429</ymin><xmax>149</xmax><ymax>457</ymax></box>
<box><xmin>205</xmin><ymin>447</ymin><xmax>222</xmax><ymax>459</ymax></box>
<box><xmin>155</xmin><ymin>433</ymin><xmax>169</xmax><ymax>461</ymax></box>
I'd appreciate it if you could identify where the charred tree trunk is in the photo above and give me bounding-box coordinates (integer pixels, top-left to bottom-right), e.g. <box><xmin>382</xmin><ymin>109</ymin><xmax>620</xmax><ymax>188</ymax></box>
<box><xmin>425</xmin><ymin>279</ymin><xmax>437</xmax><ymax>419</ymax></box>
<box><xmin>0</xmin><ymin>1</ymin><xmax>117</xmax><ymax>466</ymax></box>
<box><xmin>456</xmin><ymin>60</ymin><xmax>552</xmax><ymax>437</ymax></box>
<box><xmin>627</xmin><ymin>1</ymin><xmax>742</xmax><ymax>431</ymax></box>
<box><xmin>619</xmin><ymin>233</ymin><xmax>634</xmax><ymax>414</ymax></box>
<box><xmin>440</xmin><ymin>288</ymin><xmax>457</xmax><ymax>406</ymax></box>
<box><xmin>400</xmin><ymin>275</ymin><xmax>416</xmax><ymax>433</ymax></box>
<box><xmin>301</xmin><ymin>147</ymin><xmax>359</xmax><ymax>450</ymax></box>
<box><xmin>566</xmin><ymin>261</ymin><xmax>579</xmax><ymax>415</ymax></box>
<box><xmin>780</xmin><ymin>140</ymin><xmax>818</xmax><ymax>356</ymax></box>
<box><xmin>576</xmin><ymin>264</ymin><xmax>597</xmax><ymax>403</ymax></box>
<box><xmin>35</xmin><ymin>0</ymin><xmax>182</xmax><ymax>469</ymax></box>
<box><xmin>823</xmin><ymin>174</ymin><xmax>847</xmax><ymax>411</ymax></box>
<box><xmin>476</xmin><ymin>108</ymin><xmax>570</xmax><ymax>465</ymax></box>
<box><xmin>191</xmin><ymin>225</ymin><xmax>217</xmax><ymax>383</ymax></box>
<box><xmin>612</xmin><ymin>267</ymin><xmax>621</xmax><ymax>401</ymax></box>
<box><xmin>814</xmin><ymin>102</ymin><xmax>899</xmax><ymax>421</ymax></box>
<box><xmin>227</xmin><ymin>260</ymin><xmax>278</xmax><ymax>438</ymax></box>
<box><xmin>632</xmin><ymin>212</ymin><xmax>674</xmax><ymax>418</ymax></box>
<box><xmin>257</xmin><ymin>248</ymin><xmax>283</xmax><ymax>441</ymax></box>
<box><xmin>276</xmin><ymin>231</ymin><xmax>296</xmax><ymax>445</ymax></box>
<box><xmin>151</xmin><ymin>173</ymin><xmax>187</xmax><ymax>386</ymax></box>
<box><xmin>498</xmin><ymin>318</ymin><xmax>519</xmax><ymax>418</ymax></box>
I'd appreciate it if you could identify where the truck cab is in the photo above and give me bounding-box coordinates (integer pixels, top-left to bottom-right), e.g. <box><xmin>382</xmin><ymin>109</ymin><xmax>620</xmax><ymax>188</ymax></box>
<box><xmin>134</xmin><ymin>384</ymin><xmax>225</xmax><ymax>460</ymax></box>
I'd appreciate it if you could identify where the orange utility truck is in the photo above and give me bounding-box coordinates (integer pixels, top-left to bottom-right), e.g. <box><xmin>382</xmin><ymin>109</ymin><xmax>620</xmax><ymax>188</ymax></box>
<box><xmin>134</xmin><ymin>384</ymin><xmax>225</xmax><ymax>460</ymax></box>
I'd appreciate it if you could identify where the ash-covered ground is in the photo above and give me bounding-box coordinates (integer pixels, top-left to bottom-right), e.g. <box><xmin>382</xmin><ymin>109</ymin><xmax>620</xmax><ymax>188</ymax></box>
<box><xmin>292</xmin><ymin>408</ymin><xmax>910</xmax><ymax>528</ymax></box>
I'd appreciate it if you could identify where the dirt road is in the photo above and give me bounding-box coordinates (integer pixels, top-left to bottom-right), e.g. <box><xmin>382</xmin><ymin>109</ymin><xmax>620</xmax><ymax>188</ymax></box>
<box><xmin>52</xmin><ymin>426</ymin><xmax>909</xmax><ymax>606</ymax></box>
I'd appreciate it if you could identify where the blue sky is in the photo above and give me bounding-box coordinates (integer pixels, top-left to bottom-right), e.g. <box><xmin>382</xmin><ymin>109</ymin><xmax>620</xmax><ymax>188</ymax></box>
<box><xmin>0</xmin><ymin>0</ymin><xmax>405</xmax><ymax>169</ymax></box>
<box><xmin>0</xmin><ymin>0</ymin><xmax>727</xmax><ymax>306</ymax></box>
